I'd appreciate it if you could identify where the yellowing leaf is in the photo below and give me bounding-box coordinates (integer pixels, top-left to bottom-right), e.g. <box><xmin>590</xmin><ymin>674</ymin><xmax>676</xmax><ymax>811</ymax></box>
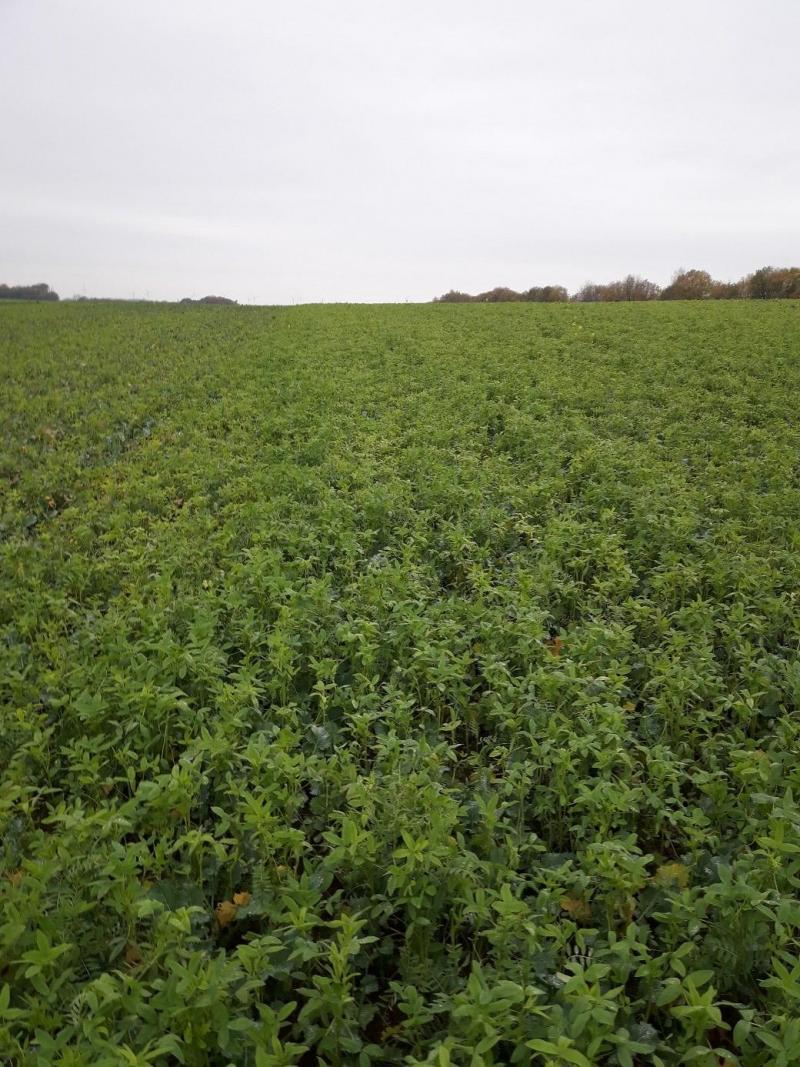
<box><xmin>652</xmin><ymin>863</ymin><xmax>689</xmax><ymax>889</ymax></box>
<box><xmin>215</xmin><ymin>900</ymin><xmax>238</xmax><ymax>928</ymax></box>
<box><xmin>560</xmin><ymin>895</ymin><xmax>591</xmax><ymax>922</ymax></box>
<box><xmin>124</xmin><ymin>943</ymin><xmax>143</xmax><ymax>968</ymax></box>
<box><xmin>5</xmin><ymin>870</ymin><xmax>23</xmax><ymax>889</ymax></box>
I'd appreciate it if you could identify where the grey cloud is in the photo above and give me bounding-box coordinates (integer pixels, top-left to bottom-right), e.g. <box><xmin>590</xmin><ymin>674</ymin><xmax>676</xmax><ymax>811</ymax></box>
<box><xmin>1</xmin><ymin>0</ymin><xmax>798</xmax><ymax>302</ymax></box>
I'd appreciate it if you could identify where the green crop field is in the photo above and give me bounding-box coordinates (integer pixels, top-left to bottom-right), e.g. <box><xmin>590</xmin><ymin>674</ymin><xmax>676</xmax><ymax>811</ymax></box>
<box><xmin>2</xmin><ymin>299</ymin><xmax>800</xmax><ymax>1066</ymax></box>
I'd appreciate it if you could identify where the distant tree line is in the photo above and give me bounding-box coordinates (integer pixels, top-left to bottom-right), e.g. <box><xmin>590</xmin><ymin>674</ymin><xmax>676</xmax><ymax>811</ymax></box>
<box><xmin>180</xmin><ymin>295</ymin><xmax>238</xmax><ymax>305</ymax></box>
<box><xmin>436</xmin><ymin>285</ymin><xmax>568</xmax><ymax>303</ymax></box>
<box><xmin>0</xmin><ymin>287</ymin><xmax>238</xmax><ymax>305</ymax></box>
<box><xmin>434</xmin><ymin>266</ymin><xmax>800</xmax><ymax>303</ymax></box>
<box><xmin>0</xmin><ymin>282</ymin><xmax>59</xmax><ymax>301</ymax></box>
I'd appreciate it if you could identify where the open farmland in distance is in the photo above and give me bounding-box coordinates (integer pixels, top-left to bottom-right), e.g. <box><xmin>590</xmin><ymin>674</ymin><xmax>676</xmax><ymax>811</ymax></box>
<box><xmin>2</xmin><ymin>299</ymin><xmax>800</xmax><ymax>1065</ymax></box>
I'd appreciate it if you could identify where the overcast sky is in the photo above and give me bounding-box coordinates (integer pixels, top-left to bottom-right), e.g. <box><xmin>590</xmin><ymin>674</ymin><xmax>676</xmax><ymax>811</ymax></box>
<box><xmin>2</xmin><ymin>1</ymin><xmax>798</xmax><ymax>303</ymax></box>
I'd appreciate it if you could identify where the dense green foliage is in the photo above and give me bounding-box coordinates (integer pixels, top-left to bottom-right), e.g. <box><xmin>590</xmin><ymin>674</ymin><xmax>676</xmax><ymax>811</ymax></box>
<box><xmin>2</xmin><ymin>300</ymin><xmax>800</xmax><ymax>1066</ymax></box>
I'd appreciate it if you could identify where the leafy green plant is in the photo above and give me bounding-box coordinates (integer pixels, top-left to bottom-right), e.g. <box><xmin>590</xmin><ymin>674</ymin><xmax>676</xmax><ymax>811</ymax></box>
<box><xmin>2</xmin><ymin>298</ymin><xmax>800</xmax><ymax>1063</ymax></box>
